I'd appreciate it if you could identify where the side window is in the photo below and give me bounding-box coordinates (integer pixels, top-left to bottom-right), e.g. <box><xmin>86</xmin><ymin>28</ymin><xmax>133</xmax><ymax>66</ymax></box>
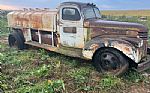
<box><xmin>62</xmin><ymin>7</ymin><xmax>81</xmax><ymax>21</ymax></box>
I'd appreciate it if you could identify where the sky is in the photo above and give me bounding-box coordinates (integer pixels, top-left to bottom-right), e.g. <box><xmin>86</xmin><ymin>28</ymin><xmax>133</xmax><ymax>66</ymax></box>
<box><xmin>0</xmin><ymin>0</ymin><xmax>150</xmax><ymax>10</ymax></box>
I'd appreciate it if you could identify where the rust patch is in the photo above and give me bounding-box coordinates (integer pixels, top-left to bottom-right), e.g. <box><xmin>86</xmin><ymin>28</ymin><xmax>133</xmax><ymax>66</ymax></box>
<box><xmin>83</xmin><ymin>36</ymin><xmax>146</xmax><ymax>63</ymax></box>
<box><xmin>84</xmin><ymin>19</ymin><xmax>148</xmax><ymax>40</ymax></box>
<box><xmin>7</xmin><ymin>9</ymin><xmax>57</xmax><ymax>31</ymax></box>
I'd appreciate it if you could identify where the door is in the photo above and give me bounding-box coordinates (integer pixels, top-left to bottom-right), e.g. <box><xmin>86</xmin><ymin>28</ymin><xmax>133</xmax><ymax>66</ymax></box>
<box><xmin>59</xmin><ymin>6</ymin><xmax>84</xmax><ymax>48</ymax></box>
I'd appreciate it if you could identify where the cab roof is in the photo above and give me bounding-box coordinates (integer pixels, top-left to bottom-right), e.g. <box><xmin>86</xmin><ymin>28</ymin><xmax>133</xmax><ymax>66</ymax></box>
<box><xmin>60</xmin><ymin>2</ymin><xmax>96</xmax><ymax>9</ymax></box>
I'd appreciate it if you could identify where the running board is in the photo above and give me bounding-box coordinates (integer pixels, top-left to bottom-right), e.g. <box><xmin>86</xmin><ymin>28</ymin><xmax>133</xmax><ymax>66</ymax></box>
<box><xmin>25</xmin><ymin>41</ymin><xmax>58</xmax><ymax>51</ymax></box>
<box><xmin>25</xmin><ymin>41</ymin><xmax>83</xmax><ymax>58</ymax></box>
<box><xmin>137</xmin><ymin>58</ymin><xmax>150</xmax><ymax>72</ymax></box>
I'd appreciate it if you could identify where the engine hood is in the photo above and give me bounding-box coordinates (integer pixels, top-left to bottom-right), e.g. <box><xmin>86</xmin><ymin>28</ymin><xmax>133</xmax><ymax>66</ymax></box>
<box><xmin>84</xmin><ymin>19</ymin><xmax>148</xmax><ymax>39</ymax></box>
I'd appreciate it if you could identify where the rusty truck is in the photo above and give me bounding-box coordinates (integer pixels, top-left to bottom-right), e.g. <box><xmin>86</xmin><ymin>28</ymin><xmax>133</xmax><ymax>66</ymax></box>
<box><xmin>7</xmin><ymin>2</ymin><xmax>150</xmax><ymax>75</ymax></box>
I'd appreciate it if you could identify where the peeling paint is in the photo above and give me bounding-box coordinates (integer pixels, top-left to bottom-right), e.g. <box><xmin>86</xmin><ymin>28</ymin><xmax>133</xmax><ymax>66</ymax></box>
<box><xmin>7</xmin><ymin>9</ymin><xmax>57</xmax><ymax>31</ymax></box>
<box><xmin>83</xmin><ymin>37</ymin><xmax>147</xmax><ymax>63</ymax></box>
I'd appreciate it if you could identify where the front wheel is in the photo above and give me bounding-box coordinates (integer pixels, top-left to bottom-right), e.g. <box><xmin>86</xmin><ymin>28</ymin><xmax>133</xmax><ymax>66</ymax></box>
<box><xmin>93</xmin><ymin>48</ymin><xmax>129</xmax><ymax>76</ymax></box>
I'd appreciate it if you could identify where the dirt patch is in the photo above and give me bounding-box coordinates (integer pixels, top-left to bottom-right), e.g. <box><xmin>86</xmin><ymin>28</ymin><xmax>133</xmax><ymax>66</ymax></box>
<box><xmin>0</xmin><ymin>36</ymin><xmax>8</xmax><ymax>44</ymax></box>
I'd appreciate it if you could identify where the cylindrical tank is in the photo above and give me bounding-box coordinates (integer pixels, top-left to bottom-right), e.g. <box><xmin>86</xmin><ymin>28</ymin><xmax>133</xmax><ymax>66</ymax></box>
<box><xmin>7</xmin><ymin>9</ymin><xmax>57</xmax><ymax>32</ymax></box>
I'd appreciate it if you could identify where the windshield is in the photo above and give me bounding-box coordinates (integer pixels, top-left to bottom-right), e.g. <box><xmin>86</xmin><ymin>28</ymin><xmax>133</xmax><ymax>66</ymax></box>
<box><xmin>83</xmin><ymin>7</ymin><xmax>101</xmax><ymax>19</ymax></box>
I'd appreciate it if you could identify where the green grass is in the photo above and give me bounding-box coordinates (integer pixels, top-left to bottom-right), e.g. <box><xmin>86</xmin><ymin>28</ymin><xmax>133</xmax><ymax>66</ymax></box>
<box><xmin>0</xmin><ymin>13</ymin><xmax>150</xmax><ymax>93</ymax></box>
<box><xmin>1</xmin><ymin>42</ymin><xmax>150</xmax><ymax>93</ymax></box>
<box><xmin>101</xmin><ymin>10</ymin><xmax>150</xmax><ymax>16</ymax></box>
<box><xmin>0</xmin><ymin>16</ymin><xmax>9</xmax><ymax>36</ymax></box>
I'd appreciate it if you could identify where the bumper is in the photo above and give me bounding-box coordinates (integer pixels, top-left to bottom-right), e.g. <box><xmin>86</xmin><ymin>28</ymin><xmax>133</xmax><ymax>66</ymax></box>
<box><xmin>137</xmin><ymin>58</ymin><xmax>150</xmax><ymax>72</ymax></box>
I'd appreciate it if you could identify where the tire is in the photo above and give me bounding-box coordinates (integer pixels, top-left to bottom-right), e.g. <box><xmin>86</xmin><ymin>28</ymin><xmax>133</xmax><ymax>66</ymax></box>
<box><xmin>8</xmin><ymin>32</ymin><xmax>25</xmax><ymax>50</ymax></box>
<box><xmin>93</xmin><ymin>48</ymin><xmax>129</xmax><ymax>76</ymax></box>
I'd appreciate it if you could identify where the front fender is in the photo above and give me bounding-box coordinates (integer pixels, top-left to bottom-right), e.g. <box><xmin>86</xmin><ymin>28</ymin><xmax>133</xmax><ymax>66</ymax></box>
<box><xmin>82</xmin><ymin>37</ymin><xmax>144</xmax><ymax>63</ymax></box>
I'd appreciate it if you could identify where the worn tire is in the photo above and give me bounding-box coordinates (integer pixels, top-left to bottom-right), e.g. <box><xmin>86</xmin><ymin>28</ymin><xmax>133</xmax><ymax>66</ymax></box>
<box><xmin>8</xmin><ymin>32</ymin><xmax>25</xmax><ymax>50</ymax></box>
<box><xmin>93</xmin><ymin>48</ymin><xmax>129</xmax><ymax>76</ymax></box>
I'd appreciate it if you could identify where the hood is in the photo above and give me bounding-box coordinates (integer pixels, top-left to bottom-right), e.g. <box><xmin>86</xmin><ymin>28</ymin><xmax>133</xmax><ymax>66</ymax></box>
<box><xmin>84</xmin><ymin>19</ymin><xmax>148</xmax><ymax>39</ymax></box>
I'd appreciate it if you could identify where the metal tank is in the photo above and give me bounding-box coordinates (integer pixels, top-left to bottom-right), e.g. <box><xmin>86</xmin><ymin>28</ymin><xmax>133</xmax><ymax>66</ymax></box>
<box><xmin>7</xmin><ymin>8</ymin><xmax>57</xmax><ymax>32</ymax></box>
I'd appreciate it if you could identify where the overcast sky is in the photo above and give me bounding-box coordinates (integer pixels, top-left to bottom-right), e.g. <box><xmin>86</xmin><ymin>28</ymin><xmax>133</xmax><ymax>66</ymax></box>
<box><xmin>0</xmin><ymin>0</ymin><xmax>150</xmax><ymax>10</ymax></box>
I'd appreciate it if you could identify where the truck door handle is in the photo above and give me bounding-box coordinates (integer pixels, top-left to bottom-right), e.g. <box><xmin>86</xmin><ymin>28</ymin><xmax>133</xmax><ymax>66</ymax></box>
<box><xmin>70</xmin><ymin>35</ymin><xmax>76</xmax><ymax>38</ymax></box>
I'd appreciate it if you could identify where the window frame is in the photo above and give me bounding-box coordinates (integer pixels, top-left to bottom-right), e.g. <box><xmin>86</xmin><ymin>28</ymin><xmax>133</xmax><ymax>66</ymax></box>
<box><xmin>62</xmin><ymin>7</ymin><xmax>81</xmax><ymax>21</ymax></box>
<box><xmin>63</xmin><ymin>27</ymin><xmax>77</xmax><ymax>34</ymax></box>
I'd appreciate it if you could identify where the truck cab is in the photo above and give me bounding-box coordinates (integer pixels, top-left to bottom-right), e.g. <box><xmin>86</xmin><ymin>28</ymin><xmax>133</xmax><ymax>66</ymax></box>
<box><xmin>7</xmin><ymin>2</ymin><xmax>149</xmax><ymax>75</ymax></box>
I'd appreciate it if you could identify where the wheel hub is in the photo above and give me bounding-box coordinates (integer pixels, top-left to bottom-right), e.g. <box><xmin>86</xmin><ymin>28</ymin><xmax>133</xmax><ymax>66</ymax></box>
<box><xmin>100</xmin><ymin>52</ymin><xmax>120</xmax><ymax>71</ymax></box>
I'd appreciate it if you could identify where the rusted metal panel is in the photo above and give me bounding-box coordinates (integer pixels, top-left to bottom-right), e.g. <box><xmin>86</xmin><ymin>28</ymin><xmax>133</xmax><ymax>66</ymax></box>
<box><xmin>42</xmin><ymin>11</ymin><xmax>57</xmax><ymax>31</ymax></box>
<box><xmin>17</xmin><ymin>11</ymin><xmax>29</xmax><ymax>27</ymax></box>
<box><xmin>82</xmin><ymin>37</ymin><xmax>147</xmax><ymax>63</ymax></box>
<box><xmin>30</xmin><ymin>11</ymin><xmax>43</xmax><ymax>29</ymax></box>
<box><xmin>84</xmin><ymin>19</ymin><xmax>147</xmax><ymax>31</ymax></box>
<box><xmin>84</xmin><ymin>19</ymin><xmax>148</xmax><ymax>39</ymax></box>
<box><xmin>82</xmin><ymin>19</ymin><xmax>148</xmax><ymax>63</ymax></box>
<box><xmin>7</xmin><ymin>9</ymin><xmax>57</xmax><ymax>32</ymax></box>
<box><xmin>7</xmin><ymin>11</ymin><xmax>22</xmax><ymax>27</ymax></box>
<box><xmin>24</xmin><ymin>11</ymin><xmax>34</xmax><ymax>28</ymax></box>
<box><xmin>25</xmin><ymin>41</ymin><xmax>83</xmax><ymax>58</ymax></box>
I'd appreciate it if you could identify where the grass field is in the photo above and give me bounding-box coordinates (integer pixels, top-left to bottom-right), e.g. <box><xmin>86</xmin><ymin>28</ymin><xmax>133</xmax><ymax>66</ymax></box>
<box><xmin>101</xmin><ymin>10</ymin><xmax>150</xmax><ymax>16</ymax></box>
<box><xmin>1</xmin><ymin>12</ymin><xmax>150</xmax><ymax>93</ymax></box>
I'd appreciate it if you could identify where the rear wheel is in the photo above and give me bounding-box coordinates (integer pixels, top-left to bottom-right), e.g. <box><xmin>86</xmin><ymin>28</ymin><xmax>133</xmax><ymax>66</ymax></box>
<box><xmin>93</xmin><ymin>48</ymin><xmax>129</xmax><ymax>76</ymax></box>
<box><xmin>8</xmin><ymin>32</ymin><xmax>25</xmax><ymax>50</ymax></box>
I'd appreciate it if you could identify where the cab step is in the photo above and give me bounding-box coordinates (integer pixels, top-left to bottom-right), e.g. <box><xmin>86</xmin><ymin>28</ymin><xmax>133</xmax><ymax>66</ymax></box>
<box><xmin>25</xmin><ymin>41</ymin><xmax>58</xmax><ymax>51</ymax></box>
<box><xmin>25</xmin><ymin>41</ymin><xmax>83</xmax><ymax>58</ymax></box>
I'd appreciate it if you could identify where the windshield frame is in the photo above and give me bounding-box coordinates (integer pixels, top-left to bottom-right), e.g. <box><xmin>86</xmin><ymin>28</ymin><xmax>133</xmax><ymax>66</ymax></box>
<box><xmin>82</xmin><ymin>6</ymin><xmax>101</xmax><ymax>19</ymax></box>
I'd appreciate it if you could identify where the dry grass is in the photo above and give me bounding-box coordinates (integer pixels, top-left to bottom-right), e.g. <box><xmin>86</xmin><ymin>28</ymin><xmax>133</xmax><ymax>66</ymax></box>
<box><xmin>101</xmin><ymin>10</ymin><xmax>150</xmax><ymax>16</ymax></box>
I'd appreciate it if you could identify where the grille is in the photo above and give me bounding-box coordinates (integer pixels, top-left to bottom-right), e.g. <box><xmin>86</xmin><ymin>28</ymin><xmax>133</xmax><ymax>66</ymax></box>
<box><xmin>138</xmin><ymin>32</ymin><xmax>148</xmax><ymax>40</ymax></box>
